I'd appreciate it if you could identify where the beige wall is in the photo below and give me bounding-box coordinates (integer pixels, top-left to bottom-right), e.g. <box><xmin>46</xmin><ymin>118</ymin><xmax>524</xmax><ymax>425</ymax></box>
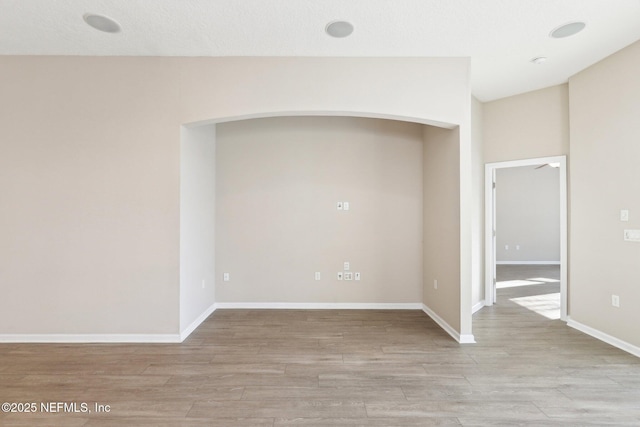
<box><xmin>496</xmin><ymin>166</ymin><xmax>560</xmax><ymax>263</ymax></box>
<box><xmin>180</xmin><ymin>125</ymin><xmax>216</xmax><ymax>332</ymax></box>
<box><xmin>471</xmin><ymin>97</ymin><xmax>484</xmax><ymax>309</ymax></box>
<box><xmin>569</xmin><ymin>40</ymin><xmax>640</xmax><ymax>347</ymax></box>
<box><xmin>483</xmin><ymin>84</ymin><xmax>569</xmax><ymax>163</ymax></box>
<box><xmin>423</xmin><ymin>126</ymin><xmax>461</xmax><ymax>331</ymax></box>
<box><xmin>178</xmin><ymin>57</ymin><xmax>470</xmax><ymax>128</ymax></box>
<box><xmin>215</xmin><ymin>116</ymin><xmax>423</xmax><ymax>303</ymax></box>
<box><xmin>0</xmin><ymin>56</ymin><xmax>470</xmax><ymax>336</ymax></box>
<box><xmin>0</xmin><ymin>57</ymin><xmax>182</xmax><ymax>335</ymax></box>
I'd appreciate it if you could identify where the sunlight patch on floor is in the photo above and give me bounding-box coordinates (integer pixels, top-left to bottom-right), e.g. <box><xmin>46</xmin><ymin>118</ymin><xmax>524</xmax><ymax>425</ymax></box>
<box><xmin>510</xmin><ymin>292</ymin><xmax>561</xmax><ymax>320</ymax></box>
<box><xmin>528</xmin><ymin>277</ymin><xmax>560</xmax><ymax>283</ymax></box>
<box><xmin>497</xmin><ymin>279</ymin><xmax>544</xmax><ymax>289</ymax></box>
<box><xmin>497</xmin><ymin>276</ymin><xmax>559</xmax><ymax>289</ymax></box>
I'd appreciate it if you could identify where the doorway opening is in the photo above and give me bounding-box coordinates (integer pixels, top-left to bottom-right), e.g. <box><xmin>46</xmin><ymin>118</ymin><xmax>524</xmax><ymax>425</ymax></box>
<box><xmin>484</xmin><ymin>156</ymin><xmax>568</xmax><ymax>321</ymax></box>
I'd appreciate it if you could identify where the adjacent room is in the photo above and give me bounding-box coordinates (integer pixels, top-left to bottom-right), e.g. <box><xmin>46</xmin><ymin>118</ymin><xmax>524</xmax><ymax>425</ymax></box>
<box><xmin>1</xmin><ymin>1</ymin><xmax>640</xmax><ymax>425</ymax></box>
<box><xmin>495</xmin><ymin>164</ymin><xmax>562</xmax><ymax>320</ymax></box>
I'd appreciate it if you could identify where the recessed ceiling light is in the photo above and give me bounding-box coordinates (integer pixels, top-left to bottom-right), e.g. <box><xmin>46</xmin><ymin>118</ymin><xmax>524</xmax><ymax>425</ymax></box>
<box><xmin>325</xmin><ymin>21</ymin><xmax>354</xmax><ymax>38</ymax></box>
<box><xmin>83</xmin><ymin>13</ymin><xmax>121</xmax><ymax>33</ymax></box>
<box><xmin>550</xmin><ymin>22</ymin><xmax>586</xmax><ymax>39</ymax></box>
<box><xmin>531</xmin><ymin>56</ymin><xmax>548</xmax><ymax>65</ymax></box>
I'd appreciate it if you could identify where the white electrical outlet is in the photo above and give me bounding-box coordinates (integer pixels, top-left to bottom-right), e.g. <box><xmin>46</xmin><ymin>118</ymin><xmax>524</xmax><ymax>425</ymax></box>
<box><xmin>223</xmin><ymin>273</ymin><xmax>230</xmax><ymax>282</ymax></box>
<box><xmin>624</xmin><ymin>229</ymin><xmax>640</xmax><ymax>242</ymax></box>
<box><xmin>355</xmin><ymin>272</ymin><xmax>361</xmax><ymax>281</ymax></box>
<box><xmin>343</xmin><ymin>202</ymin><xmax>350</xmax><ymax>211</ymax></box>
<box><xmin>344</xmin><ymin>262</ymin><xmax>350</xmax><ymax>271</ymax></box>
<box><xmin>315</xmin><ymin>272</ymin><xmax>321</xmax><ymax>281</ymax></box>
<box><xmin>434</xmin><ymin>279</ymin><xmax>438</xmax><ymax>289</ymax></box>
<box><xmin>621</xmin><ymin>210</ymin><xmax>629</xmax><ymax>221</ymax></box>
<box><xmin>344</xmin><ymin>272</ymin><xmax>353</xmax><ymax>281</ymax></box>
<box><xmin>337</xmin><ymin>272</ymin><xmax>343</xmax><ymax>281</ymax></box>
<box><xmin>612</xmin><ymin>294</ymin><xmax>620</xmax><ymax>308</ymax></box>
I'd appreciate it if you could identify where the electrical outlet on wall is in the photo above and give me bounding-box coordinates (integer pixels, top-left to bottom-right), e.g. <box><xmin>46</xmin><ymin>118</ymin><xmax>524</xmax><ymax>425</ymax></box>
<box><xmin>223</xmin><ymin>273</ymin><xmax>230</xmax><ymax>282</ymax></box>
<box><xmin>337</xmin><ymin>272</ymin><xmax>343</xmax><ymax>281</ymax></box>
<box><xmin>315</xmin><ymin>272</ymin><xmax>321</xmax><ymax>281</ymax></box>
<box><xmin>355</xmin><ymin>272</ymin><xmax>361</xmax><ymax>281</ymax></box>
<box><xmin>621</xmin><ymin>210</ymin><xmax>629</xmax><ymax>221</ymax></box>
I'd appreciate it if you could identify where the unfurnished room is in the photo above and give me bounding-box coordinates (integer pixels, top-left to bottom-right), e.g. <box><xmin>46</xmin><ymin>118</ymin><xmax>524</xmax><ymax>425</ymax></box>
<box><xmin>1</xmin><ymin>1</ymin><xmax>640</xmax><ymax>425</ymax></box>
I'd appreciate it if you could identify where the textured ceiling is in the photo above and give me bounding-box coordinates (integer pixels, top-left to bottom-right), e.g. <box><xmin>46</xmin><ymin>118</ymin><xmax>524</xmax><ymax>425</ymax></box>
<box><xmin>2</xmin><ymin>0</ymin><xmax>640</xmax><ymax>101</ymax></box>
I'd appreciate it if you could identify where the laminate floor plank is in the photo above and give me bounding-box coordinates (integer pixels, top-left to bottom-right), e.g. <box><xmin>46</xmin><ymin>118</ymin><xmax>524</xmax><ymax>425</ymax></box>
<box><xmin>84</xmin><ymin>417</ymin><xmax>276</xmax><ymax>427</ymax></box>
<box><xmin>143</xmin><ymin>363</ymin><xmax>287</xmax><ymax>376</ymax></box>
<box><xmin>187</xmin><ymin>400</ymin><xmax>367</xmax><ymax>419</ymax></box>
<box><xmin>241</xmin><ymin>386</ymin><xmax>407</xmax><ymax>402</ymax></box>
<box><xmin>273</xmin><ymin>417</ymin><xmax>461</xmax><ymax>426</ymax></box>
<box><xmin>2</xmin><ymin>265</ymin><xmax>640</xmax><ymax>425</ymax></box>
<box><xmin>81</xmin><ymin>385</ymin><xmax>245</xmax><ymax>402</ymax></box>
<box><xmin>0</xmin><ymin>414</ymin><xmax>91</xmax><ymax>427</ymax></box>
<box><xmin>364</xmin><ymin>400</ymin><xmax>548</xmax><ymax>420</ymax></box>
<box><xmin>284</xmin><ymin>362</ymin><xmax>427</xmax><ymax>376</ymax></box>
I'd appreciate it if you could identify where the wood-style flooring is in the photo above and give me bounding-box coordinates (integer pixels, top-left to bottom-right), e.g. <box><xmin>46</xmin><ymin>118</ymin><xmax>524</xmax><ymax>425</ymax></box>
<box><xmin>2</xmin><ymin>266</ymin><xmax>640</xmax><ymax>426</ymax></box>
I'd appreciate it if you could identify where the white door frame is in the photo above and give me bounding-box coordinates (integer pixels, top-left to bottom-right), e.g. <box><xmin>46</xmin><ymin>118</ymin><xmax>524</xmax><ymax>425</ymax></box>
<box><xmin>484</xmin><ymin>156</ymin><xmax>568</xmax><ymax>321</ymax></box>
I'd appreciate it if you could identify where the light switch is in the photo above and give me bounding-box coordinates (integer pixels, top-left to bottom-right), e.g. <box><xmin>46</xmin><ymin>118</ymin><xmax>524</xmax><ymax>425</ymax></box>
<box><xmin>355</xmin><ymin>272</ymin><xmax>361</xmax><ymax>281</ymax></box>
<box><xmin>343</xmin><ymin>202</ymin><xmax>350</xmax><ymax>211</ymax></box>
<box><xmin>315</xmin><ymin>272</ymin><xmax>321</xmax><ymax>281</ymax></box>
<box><xmin>337</xmin><ymin>202</ymin><xmax>343</xmax><ymax>211</ymax></box>
<box><xmin>223</xmin><ymin>273</ymin><xmax>230</xmax><ymax>282</ymax></box>
<box><xmin>344</xmin><ymin>262</ymin><xmax>350</xmax><ymax>271</ymax></box>
<box><xmin>344</xmin><ymin>272</ymin><xmax>353</xmax><ymax>281</ymax></box>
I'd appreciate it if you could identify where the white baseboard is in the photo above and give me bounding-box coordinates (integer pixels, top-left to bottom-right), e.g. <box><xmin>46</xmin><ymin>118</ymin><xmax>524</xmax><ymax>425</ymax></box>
<box><xmin>0</xmin><ymin>302</ymin><xmax>479</xmax><ymax>344</ymax></box>
<box><xmin>0</xmin><ymin>334</ymin><xmax>181</xmax><ymax>343</ymax></box>
<box><xmin>214</xmin><ymin>302</ymin><xmax>423</xmax><ymax>310</ymax></box>
<box><xmin>567</xmin><ymin>317</ymin><xmax>640</xmax><ymax>359</ymax></box>
<box><xmin>179</xmin><ymin>302</ymin><xmax>217</xmax><ymax>342</ymax></box>
<box><xmin>0</xmin><ymin>302</ymin><xmax>219</xmax><ymax>344</ymax></box>
<box><xmin>496</xmin><ymin>261</ymin><xmax>560</xmax><ymax>265</ymax></box>
<box><xmin>422</xmin><ymin>304</ymin><xmax>476</xmax><ymax>344</ymax></box>
<box><xmin>472</xmin><ymin>300</ymin><xmax>485</xmax><ymax>314</ymax></box>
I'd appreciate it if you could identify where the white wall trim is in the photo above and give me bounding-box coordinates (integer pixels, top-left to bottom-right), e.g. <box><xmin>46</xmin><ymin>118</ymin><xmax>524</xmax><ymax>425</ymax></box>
<box><xmin>496</xmin><ymin>261</ymin><xmax>561</xmax><ymax>265</ymax></box>
<box><xmin>472</xmin><ymin>300</ymin><xmax>485</xmax><ymax>314</ymax></box>
<box><xmin>0</xmin><ymin>334</ymin><xmax>182</xmax><ymax>343</ymax></box>
<box><xmin>485</xmin><ymin>155</ymin><xmax>568</xmax><ymax>321</ymax></box>
<box><xmin>179</xmin><ymin>302</ymin><xmax>217</xmax><ymax>342</ymax></box>
<box><xmin>422</xmin><ymin>304</ymin><xmax>476</xmax><ymax>344</ymax></box>
<box><xmin>567</xmin><ymin>317</ymin><xmax>640</xmax><ymax>359</ymax></box>
<box><xmin>186</xmin><ymin>110</ymin><xmax>458</xmax><ymax>130</ymax></box>
<box><xmin>458</xmin><ymin>334</ymin><xmax>476</xmax><ymax>344</ymax></box>
<box><xmin>215</xmin><ymin>302</ymin><xmax>423</xmax><ymax>310</ymax></box>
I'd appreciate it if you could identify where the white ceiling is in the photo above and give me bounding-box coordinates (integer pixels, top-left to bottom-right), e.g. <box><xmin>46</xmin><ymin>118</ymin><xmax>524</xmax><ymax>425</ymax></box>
<box><xmin>2</xmin><ymin>0</ymin><xmax>640</xmax><ymax>101</ymax></box>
